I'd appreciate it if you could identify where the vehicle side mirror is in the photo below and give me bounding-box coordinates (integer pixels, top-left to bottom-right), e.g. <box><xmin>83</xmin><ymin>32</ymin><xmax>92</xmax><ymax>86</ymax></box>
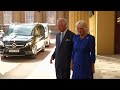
<box><xmin>0</xmin><ymin>30</ymin><xmax>5</xmax><ymax>38</ymax></box>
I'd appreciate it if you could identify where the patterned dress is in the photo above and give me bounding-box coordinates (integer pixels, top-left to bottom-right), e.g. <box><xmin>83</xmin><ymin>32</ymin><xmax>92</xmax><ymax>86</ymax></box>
<box><xmin>71</xmin><ymin>34</ymin><xmax>96</xmax><ymax>79</ymax></box>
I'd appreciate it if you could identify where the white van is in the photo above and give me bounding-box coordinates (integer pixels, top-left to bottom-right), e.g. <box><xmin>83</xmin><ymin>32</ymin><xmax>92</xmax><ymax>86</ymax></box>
<box><xmin>0</xmin><ymin>30</ymin><xmax>4</xmax><ymax>38</ymax></box>
<box><xmin>40</xmin><ymin>23</ymin><xmax>50</xmax><ymax>47</ymax></box>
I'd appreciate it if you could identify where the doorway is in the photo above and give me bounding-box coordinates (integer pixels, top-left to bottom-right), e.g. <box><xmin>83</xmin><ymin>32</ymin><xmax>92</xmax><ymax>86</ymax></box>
<box><xmin>115</xmin><ymin>11</ymin><xmax>120</xmax><ymax>54</ymax></box>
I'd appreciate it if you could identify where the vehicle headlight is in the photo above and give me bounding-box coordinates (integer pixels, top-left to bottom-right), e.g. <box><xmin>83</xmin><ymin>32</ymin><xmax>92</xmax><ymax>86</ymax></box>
<box><xmin>0</xmin><ymin>41</ymin><xmax>4</xmax><ymax>46</ymax></box>
<box><xmin>25</xmin><ymin>41</ymin><xmax>32</xmax><ymax>47</ymax></box>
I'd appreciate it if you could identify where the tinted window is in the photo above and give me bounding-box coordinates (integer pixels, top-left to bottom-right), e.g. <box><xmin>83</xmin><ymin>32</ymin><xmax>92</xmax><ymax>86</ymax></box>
<box><xmin>34</xmin><ymin>27</ymin><xmax>40</xmax><ymax>36</ymax></box>
<box><xmin>5</xmin><ymin>25</ymin><xmax>34</xmax><ymax>36</ymax></box>
<box><xmin>37</xmin><ymin>25</ymin><xmax>45</xmax><ymax>37</ymax></box>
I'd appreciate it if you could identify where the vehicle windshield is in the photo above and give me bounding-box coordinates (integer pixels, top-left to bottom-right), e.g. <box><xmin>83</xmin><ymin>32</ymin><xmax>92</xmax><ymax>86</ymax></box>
<box><xmin>5</xmin><ymin>25</ymin><xmax>34</xmax><ymax>36</ymax></box>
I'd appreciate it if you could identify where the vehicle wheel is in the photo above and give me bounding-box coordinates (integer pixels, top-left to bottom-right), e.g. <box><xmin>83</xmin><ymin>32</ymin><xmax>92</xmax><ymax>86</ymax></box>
<box><xmin>48</xmin><ymin>40</ymin><xmax>50</xmax><ymax>45</ymax></box>
<box><xmin>41</xmin><ymin>44</ymin><xmax>45</xmax><ymax>52</ymax></box>
<box><xmin>31</xmin><ymin>45</ymin><xmax>37</xmax><ymax>59</ymax></box>
<box><xmin>48</xmin><ymin>40</ymin><xmax>50</xmax><ymax>46</ymax></box>
<box><xmin>46</xmin><ymin>40</ymin><xmax>50</xmax><ymax>47</ymax></box>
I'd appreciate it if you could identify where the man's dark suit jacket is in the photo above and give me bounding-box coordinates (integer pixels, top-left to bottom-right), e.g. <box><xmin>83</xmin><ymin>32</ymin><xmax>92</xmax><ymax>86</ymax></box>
<box><xmin>52</xmin><ymin>29</ymin><xmax>75</xmax><ymax>79</ymax></box>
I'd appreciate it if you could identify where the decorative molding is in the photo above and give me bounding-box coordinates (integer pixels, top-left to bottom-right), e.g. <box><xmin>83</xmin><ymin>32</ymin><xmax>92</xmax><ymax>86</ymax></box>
<box><xmin>89</xmin><ymin>11</ymin><xmax>94</xmax><ymax>18</ymax></box>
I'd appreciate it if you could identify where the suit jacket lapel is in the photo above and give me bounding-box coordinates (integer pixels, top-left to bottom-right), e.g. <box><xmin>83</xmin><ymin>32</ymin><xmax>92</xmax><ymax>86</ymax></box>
<box><xmin>60</xmin><ymin>30</ymin><xmax>69</xmax><ymax>46</ymax></box>
<box><xmin>57</xmin><ymin>33</ymin><xmax>61</xmax><ymax>48</ymax></box>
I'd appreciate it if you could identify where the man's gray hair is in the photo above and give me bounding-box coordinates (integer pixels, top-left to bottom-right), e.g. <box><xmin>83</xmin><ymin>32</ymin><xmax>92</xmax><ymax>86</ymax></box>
<box><xmin>57</xmin><ymin>18</ymin><xmax>68</xmax><ymax>28</ymax></box>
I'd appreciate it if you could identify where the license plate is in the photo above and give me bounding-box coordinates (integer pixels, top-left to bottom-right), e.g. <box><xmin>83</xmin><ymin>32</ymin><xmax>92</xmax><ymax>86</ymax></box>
<box><xmin>9</xmin><ymin>50</ymin><xmax>19</xmax><ymax>52</ymax></box>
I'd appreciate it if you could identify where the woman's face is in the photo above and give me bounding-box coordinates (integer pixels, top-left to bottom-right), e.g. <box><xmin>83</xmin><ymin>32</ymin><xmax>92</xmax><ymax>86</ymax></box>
<box><xmin>77</xmin><ymin>25</ymin><xmax>85</xmax><ymax>36</ymax></box>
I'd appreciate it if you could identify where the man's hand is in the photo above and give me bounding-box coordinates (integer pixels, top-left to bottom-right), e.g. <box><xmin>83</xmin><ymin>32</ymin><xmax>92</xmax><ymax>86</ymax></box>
<box><xmin>50</xmin><ymin>57</ymin><xmax>53</xmax><ymax>64</ymax></box>
<box><xmin>70</xmin><ymin>60</ymin><xmax>73</xmax><ymax>71</ymax></box>
<box><xmin>70</xmin><ymin>64</ymin><xmax>73</xmax><ymax>71</ymax></box>
<box><xmin>92</xmin><ymin>64</ymin><xmax>95</xmax><ymax>73</ymax></box>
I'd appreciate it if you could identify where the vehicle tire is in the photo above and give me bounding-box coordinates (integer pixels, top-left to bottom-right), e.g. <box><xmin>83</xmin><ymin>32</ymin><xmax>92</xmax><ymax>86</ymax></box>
<box><xmin>46</xmin><ymin>39</ymin><xmax>50</xmax><ymax>47</ymax></box>
<box><xmin>41</xmin><ymin>44</ymin><xmax>45</xmax><ymax>52</ymax></box>
<box><xmin>31</xmin><ymin>45</ymin><xmax>37</xmax><ymax>59</ymax></box>
<box><xmin>47</xmin><ymin>40</ymin><xmax>50</xmax><ymax>47</ymax></box>
<box><xmin>48</xmin><ymin>40</ymin><xmax>50</xmax><ymax>45</ymax></box>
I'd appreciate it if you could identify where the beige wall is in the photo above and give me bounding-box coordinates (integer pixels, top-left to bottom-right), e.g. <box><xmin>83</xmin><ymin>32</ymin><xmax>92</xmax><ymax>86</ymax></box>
<box><xmin>34</xmin><ymin>11</ymin><xmax>47</xmax><ymax>23</ymax></box>
<box><xmin>50</xmin><ymin>11</ymin><xmax>69</xmax><ymax>32</ymax></box>
<box><xmin>64</xmin><ymin>11</ymin><xmax>69</xmax><ymax>23</ymax></box>
<box><xmin>89</xmin><ymin>11</ymin><xmax>96</xmax><ymax>37</ymax></box>
<box><xmin>34</xmin><ymin>11</ymin><xmax>39</xmax><ymax>23</ymax></box>
<box><xmin>0</xmin><ymin>11</ymin><xmax>116</xmax><ymax>55</ymax></box>
<box><xmin>89</xmin><ymin>11</ymin><xmax>97</xmax><ymax>54</ymax></box>
<box><xmin>69</xmin><ymin>11</ymin><xmax>89</xmax><ymax>33</ymax></box>
<box><xmin>69</xmin><ymin>11</ymin><xmax>76</xmax><ymax>33</ymax></box>
<box><xmin>20</xmin><ymin>11</ymin><xmax>25</xmax><ymax>23</ymax></box>
<box><xmin>0</xmin><ymin>11</ymin><xmax>3</xmax><ymax>25</ymax></box>
<box><xmin>96</xmin><ymin>11</ymin><xmax>115</xmax><ymax>55</ymax></box>
<box><xmin>57</xmin><ymin>11</ymin><xmax>64</xmax><ymax>19</ymax></box>
<box><xmin>69</xmin><ymin>11</ymin><xmax>115</xmax><ymax>55</ymax></box>
<box><xmin>13</xmin><ymin>11</ymin><xmax>21</xmax><ymax>23</ymax></box>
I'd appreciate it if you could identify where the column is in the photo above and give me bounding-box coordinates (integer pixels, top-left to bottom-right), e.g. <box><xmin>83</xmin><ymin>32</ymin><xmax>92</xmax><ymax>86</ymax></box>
<box><xmin>12</xmin><ymin>11</ymin><xmax>21</xmax><ymax>23</ymax></box>
<box><xmin>96</xmin><ymin>11</ymin><xmax>115</xmax><ymax>55</ymax></box>
<box><xmin>69</xmin><ymin>11</ymin><xmax>89</xmax><ymax>34</ymax></box>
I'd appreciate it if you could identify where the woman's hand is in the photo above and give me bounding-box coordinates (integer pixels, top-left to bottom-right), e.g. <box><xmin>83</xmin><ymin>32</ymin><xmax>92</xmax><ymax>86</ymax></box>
<box><xmin>70</xmin><ymin>61</ymin><xmax>73</xmax><ymax>71</ymax></box>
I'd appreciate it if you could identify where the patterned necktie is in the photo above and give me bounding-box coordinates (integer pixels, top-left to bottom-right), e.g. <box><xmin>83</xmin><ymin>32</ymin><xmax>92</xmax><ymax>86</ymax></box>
<box><xmin>60</xmin><ymin>32</ymin><xmax>64</xmax><ymax>44</ymax></box>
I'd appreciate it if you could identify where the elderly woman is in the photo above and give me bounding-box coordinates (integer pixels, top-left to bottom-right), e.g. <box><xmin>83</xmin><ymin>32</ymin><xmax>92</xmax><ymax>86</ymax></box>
<box><xmin>71</xmin><ymin>20</ymin><xmax>96</xmax><ymax>79</ymax></box>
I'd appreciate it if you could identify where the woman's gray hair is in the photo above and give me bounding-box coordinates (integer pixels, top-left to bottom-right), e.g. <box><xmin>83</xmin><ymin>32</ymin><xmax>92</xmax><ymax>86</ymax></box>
<box><xmin>76</xmin><ymin>20</ymin><xmax>89</xmax><ymax>34</ymax></box>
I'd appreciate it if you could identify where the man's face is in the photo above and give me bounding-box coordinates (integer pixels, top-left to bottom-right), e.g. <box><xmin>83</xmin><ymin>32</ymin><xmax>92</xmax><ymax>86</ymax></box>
<box><xmin>57</xmin><ymin>20</ymin><xmax>66</xmax><ymax>32</ymax></box>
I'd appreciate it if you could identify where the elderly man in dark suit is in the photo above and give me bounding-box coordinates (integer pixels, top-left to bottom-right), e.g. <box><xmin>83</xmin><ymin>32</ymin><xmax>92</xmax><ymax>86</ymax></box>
<box><xmin>50</xmin><ymin>18</ymin><xmax>75</xmax><ymax>79</ymax></box>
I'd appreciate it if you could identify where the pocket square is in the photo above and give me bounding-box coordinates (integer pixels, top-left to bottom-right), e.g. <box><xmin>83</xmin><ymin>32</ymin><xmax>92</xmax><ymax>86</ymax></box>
<box><xmin>65</xmin><ymin>39</ymin><xmax>71</xmax><ymax>41</ymax></box>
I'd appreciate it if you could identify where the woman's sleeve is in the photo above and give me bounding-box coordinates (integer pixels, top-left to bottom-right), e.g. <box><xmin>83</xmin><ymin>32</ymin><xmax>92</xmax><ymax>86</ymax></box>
<box><xmin>71</xmin><ymin>35</ymin><xmax>75</xmax><ymax>60</ymax></box>
<box><xmin>89</xmin><ymin>36</ymin><xmax>96</xmax><ymax>63</ymax></box>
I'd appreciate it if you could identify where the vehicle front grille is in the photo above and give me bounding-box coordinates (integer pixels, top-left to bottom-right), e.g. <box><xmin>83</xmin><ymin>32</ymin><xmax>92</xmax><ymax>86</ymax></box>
<box><xmin>4</xmin><ymin>41</ymin><xmax>26</xmax><ymax>49</ymax></box>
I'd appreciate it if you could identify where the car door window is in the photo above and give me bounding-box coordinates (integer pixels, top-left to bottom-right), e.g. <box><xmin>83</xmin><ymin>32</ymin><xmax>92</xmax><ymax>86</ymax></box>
<box><xmin>34</xmin><ymin>27</ymin><xmax>39</xmax><ymax>36</ymax></box>
<box><xmin>37</xmin><ymin>25</ymin><xmax>45</xmax><ymax>38</ymax></box>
